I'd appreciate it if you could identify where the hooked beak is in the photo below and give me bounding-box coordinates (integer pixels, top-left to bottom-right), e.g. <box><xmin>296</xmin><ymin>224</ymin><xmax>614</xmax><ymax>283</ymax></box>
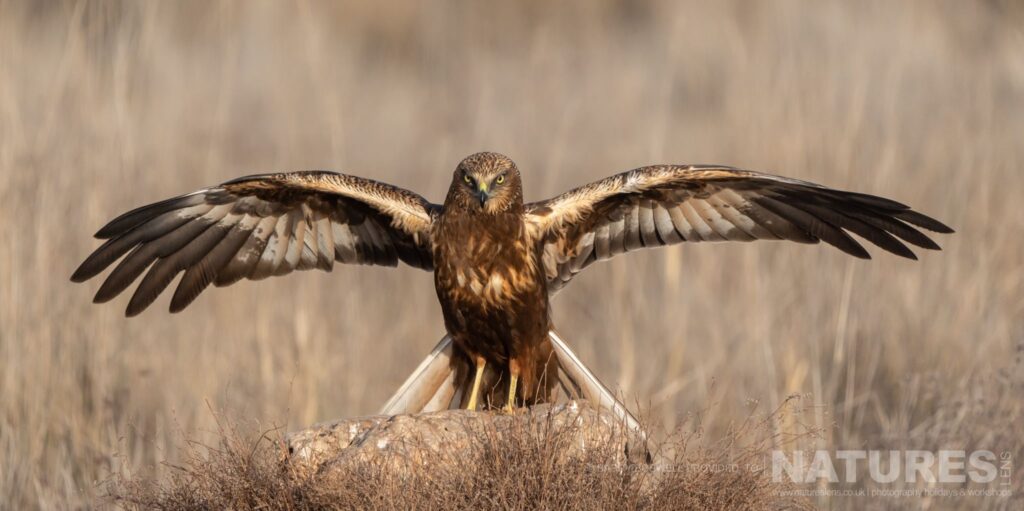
<box><xmin>476</xmin><ymin>183</ymin><xmax>490</xmax><ymax>206</ymax></box>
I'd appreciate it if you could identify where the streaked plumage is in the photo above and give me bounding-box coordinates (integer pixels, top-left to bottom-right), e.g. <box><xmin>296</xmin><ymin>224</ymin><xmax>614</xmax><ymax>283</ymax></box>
<box><xmin>72</xmin><ymin>172</ymin><xmax>436</xmax><ymax>316</ymax></box>
<box><xmin>526</xmin><ymin>165</ymin><xmax>950</xmax><ymax>291</ymax></box>
<box><xmin>72</xmin><ymin>152</ymin><xmax>952</xmax><ymax>408</ymax></box>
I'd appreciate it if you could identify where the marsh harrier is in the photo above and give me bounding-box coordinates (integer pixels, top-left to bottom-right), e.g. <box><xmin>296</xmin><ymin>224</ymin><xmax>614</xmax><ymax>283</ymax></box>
<box><xmin>72</xmin><ymin>152</ymin><xmax>952</xmax><ymax>411</ymax></box>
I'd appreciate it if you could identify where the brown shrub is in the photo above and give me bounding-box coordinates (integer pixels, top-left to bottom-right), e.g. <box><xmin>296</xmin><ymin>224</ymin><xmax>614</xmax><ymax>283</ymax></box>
<box><xmin>110</xmin><ymin>399</ymin><xmax>816</xmax><ymax>510</ymax></box>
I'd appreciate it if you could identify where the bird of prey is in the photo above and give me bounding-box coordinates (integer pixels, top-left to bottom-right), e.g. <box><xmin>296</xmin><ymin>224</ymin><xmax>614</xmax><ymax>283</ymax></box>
<box><xmin>71</xmin><ymin>152</ymin><xmax>952</xmax><ymax>411</ymax></box>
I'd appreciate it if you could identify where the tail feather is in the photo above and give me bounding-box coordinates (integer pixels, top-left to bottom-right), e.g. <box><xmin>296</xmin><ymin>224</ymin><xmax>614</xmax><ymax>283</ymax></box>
<box><xmin>548</xmin><ymin>331</ymin><xmax>646</xmax><ymax>442</ymax></box>
<box><xmin>380</xmin><ymin>331</ymin><xmax>649</xmax><ymax>455</ymax></box>
<box><xmin>379</xmin><ymin>336</ymin><xmax>458</xmax><ymax>415</ymax></box>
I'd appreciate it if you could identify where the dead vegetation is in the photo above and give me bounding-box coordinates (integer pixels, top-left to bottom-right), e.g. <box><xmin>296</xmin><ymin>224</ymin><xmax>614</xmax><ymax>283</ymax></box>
<box><xmin>110</xmin><ymin>399</ymin><xmax>816</xmax><ymax>510</ymax></box>
<box><xmin>1</xmin><ymin>0</ymin><xmax>1022</xmax><ymax>509</ymax></box>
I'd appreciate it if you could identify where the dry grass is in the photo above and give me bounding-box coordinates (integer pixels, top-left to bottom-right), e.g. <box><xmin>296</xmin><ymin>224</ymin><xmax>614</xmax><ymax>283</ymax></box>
<box><xmin>109</xmin><ymin>399</ymin><xmax>816</xmax><ymax>510</ymax></box>
<box><xmin>1</xmin><ymin>0</ymin><xmax>1022</xmax><ymax>509</ymax></box>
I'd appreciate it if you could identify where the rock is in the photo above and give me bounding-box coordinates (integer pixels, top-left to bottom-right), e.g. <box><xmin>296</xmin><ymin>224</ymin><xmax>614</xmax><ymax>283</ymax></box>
<box><xmin>285</xmin><ymin>400</ymin><xmax>650</xmax><ymax>476</ymax></box>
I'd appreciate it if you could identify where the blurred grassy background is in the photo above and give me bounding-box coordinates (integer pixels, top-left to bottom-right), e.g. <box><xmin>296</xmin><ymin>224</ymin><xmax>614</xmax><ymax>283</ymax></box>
<box><xmin>1</xmin><ymin>0</ymin><xmax>1022</xmax><ymax>508</ymax></box>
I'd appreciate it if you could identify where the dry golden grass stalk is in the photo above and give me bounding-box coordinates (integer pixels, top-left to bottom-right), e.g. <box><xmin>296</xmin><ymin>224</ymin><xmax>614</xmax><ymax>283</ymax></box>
<box><xmin>109</xmin><ymin>398</ymin><xmax>818</xmax><ymax>510</ymax></box>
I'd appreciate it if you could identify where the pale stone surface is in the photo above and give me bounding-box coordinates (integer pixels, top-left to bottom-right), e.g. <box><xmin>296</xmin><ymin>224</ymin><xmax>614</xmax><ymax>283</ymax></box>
<box><xmin>285</xmin><ymin>400</ymin><xmax>649</xmax><ymax>475</ymax></box>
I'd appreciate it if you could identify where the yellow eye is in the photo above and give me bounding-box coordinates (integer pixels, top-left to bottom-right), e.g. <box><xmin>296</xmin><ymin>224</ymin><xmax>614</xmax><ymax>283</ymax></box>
<box><xmin>463</xmin><ymin>174</ymin><xmax>472</xmax><ymax>184</ymax></box>
<box><xmin>496</xmin><ymin>175</ymin><xmax>505</xmax><ymax>184</ymax></box>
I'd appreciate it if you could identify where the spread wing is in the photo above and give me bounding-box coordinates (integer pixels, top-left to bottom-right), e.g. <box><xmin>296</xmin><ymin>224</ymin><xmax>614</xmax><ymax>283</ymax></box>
<box><xmin>525</xmin><ymin>165</ymin><xmax>953</xmax><ymax>292</ymax></box>
<box><xmin>72</xmin><ymin>171</ymin><xmax>439</xmax><ymax>316</ymax></box>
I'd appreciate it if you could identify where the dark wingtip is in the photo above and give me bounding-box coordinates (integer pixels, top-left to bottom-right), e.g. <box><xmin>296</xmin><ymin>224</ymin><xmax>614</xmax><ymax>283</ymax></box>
<box><xmin>94</xmin><ymin>210</ymin><xmax>142</xmax><ymax>238</ymax></box>
<box><xmin>94</xmin><ymin>224</ymin><xmax>120</xmax><ymax>239</ymax></box>
<box><xmin>894</xmin><ymin>210</ymin><xmax>954</xmax><ymax>234</ymax></box>
<box><xmin>70</xmin><ymin>264</ymin><xmax>92</xmax><ymax>283</ymax></box>
<box><xmin>839</xmin><ymin>239</ymin><xmax>872</xmax><ymax>260</ymax></box>
<box><xmin>919</xmin><ymin>213</ymin><xmax>954</xmax><ymax>234</ymax></box>
<box><xmin>71</xmin><ymin>251</ymin><xmax>111</xmax><ymax>283</ymax></box>
<box><xmin>916</xmin><ymin>236</ymin><xmax>942</xmax><ymax>251</ymax></box>
<box><xmin>840</xmin><ymin>236</ymin><xmax>872</xmax><ymax>260</ymax></box>
<box><xmin>125</xmin><ymin>285</ymin><xmax>155</xmax><ymax>317</ymax></box>
<box><xmin>93</xmin><ymin>285</ymin><xmax>120</xmax><ymax>304</ymax></box>
<box><xmin>847</xmin><ymin>191</ymin><xmax>909</xmax><ymax>210</ymax></box>
<box><xmin>922</xmin><ymin>218</ymin><xmax>954</xmax><ymax>234</ymax></box>
<box><xmin>884</xmin><ymin>240</ymin><xmax>918</xmax><ymax>260</ymax></box>
<box><xmin>72</xmin><ymin>241</ymin><xmax>115</xmax><ymax>282</ymax></box>
<box><xmin>125</xmin><ymin>301</ymin><xmax>145</xmax><ymax>318</ymax></box>
<box><xmin>168</xmin><ymin>283</ymin><xmax>196</xmax><ymax>314</ymax></box>
<box><xmin>95</xmin><ymin>192</ymin><xmax>209</xmax><ymax>239</ymax></box>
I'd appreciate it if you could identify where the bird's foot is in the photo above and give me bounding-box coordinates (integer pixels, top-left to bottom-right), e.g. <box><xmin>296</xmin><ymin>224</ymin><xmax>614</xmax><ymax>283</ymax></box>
<box><xmin>466</xmin><ymin>355</ymin><xmax>487</xmax><ymax>411</ymax></box>
<box><xmin>501</xmin><ymin>403</ymin><xmax>523</xmax><ymax>415</ymax></box>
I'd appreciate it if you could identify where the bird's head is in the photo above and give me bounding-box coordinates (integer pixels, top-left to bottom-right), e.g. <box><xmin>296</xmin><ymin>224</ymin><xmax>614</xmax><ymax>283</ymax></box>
<box><xmin>448</xmin><ymin>152</ymin><xmax>523</xmax><ymax>214</ymax></box>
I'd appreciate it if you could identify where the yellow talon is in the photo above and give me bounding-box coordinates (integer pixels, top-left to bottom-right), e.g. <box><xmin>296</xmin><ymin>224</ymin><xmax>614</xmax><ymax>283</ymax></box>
<box><xmin>504</xmin><ymin>371</ymin><xmax>518</xmax><ymax>412</ymax></box>
<box><xmin>467</xmin><ymin>356</ymin><xmax>486</xmax><ymax>411</ymax></box>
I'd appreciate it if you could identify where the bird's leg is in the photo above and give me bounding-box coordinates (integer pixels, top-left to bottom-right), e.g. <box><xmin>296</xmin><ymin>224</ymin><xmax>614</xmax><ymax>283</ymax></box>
<box><xmin>504</xmin><ymin>359</ymin><xmax>521</xmax><ymax>412</ymax></box>
<box><xmin>466</xmin><ymin>355</ymin><xmax>486</xmax><ymax>411</ymax></box>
